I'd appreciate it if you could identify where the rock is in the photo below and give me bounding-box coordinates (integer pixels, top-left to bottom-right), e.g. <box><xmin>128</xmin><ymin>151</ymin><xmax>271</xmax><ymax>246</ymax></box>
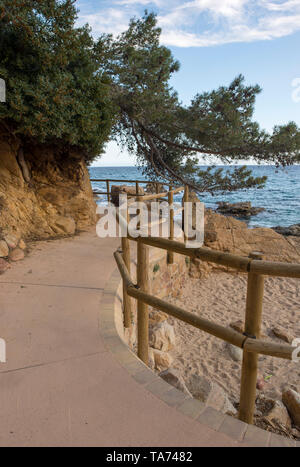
<box><xmin>149</xmin><ymin>310</ymin><xmax>168</xmax><ymax>324</ymax></box>
<box><xmin>184</xmin><ymin>374</ymin><xmax>237</xmax><ymax>415</ymax></box>
<box><xmin>4</xmin><ymin>234</ymin><xmax>18</xmax><ymax>249</ymax></box>
<box><xmin>111</xmin><ymin>185</ymin><xmax>145</xmax><ymax>206</ymax></box>
<box><xmin>148</xmin><ymin>348</ymin><xmax>155</xmax><ymax>370</ymax></box>
<box><xmin>256</xmin><ymin>377</ymin><xmax>265</xmax><ymax>391</ymax></box>
<box><xmin>9</xmin><ymin>248</ymin><xmax>25</xmax><ymax>262</ymax></box>
<box><xmin>264</xmin><ymin>400</ymin><xmax>292</xmax><ymax>429</ymax></box>
<box><xmin>53</xmin><ymin>216</ymin><xmax>76</xmax><ymax>235</ymax></box>
<box><xmin>149</xmin><ymin>321</ymin><xmax>176</xmax><ymax>352</ymax></box>
<box><xmin>272</xmin><ymin>224</ymin><xmax>300</xmax><ymax>237</ymax></box>
<box><xmin>282</xmin><ymin>389</ymin><xmax>300</xmax><ymax>428</ymax></box>
<box><xmin>272</xmin><ymin>326</ymin><xmax>294</xmax><ymax>344</ymax></box>
<box><xmin>0</xmin><ymin>240</ymin><xmax>9</xmax><ymax>257</ymax></box>
<box><xmin>230</xmin><ymin>320</ymin><xmax>245</xmax><ymax>334</ymax></box>
<box><xmin>152</xmin><ymin>349</ymin><xmax>174</xmax><ymax>372</ymax></box>
<box><xmin>203</xmin><ymin>210</ymin><xmax>300</xmax><ymax>265</ymax></box>
<box><xmin>227</xmin><ymin>343</ymin><xmax>243</xmax><ymax>362</ymax></box>
<box><xmin>216</xmin><ymin>202</ymin><xmax>265</xmax><ymax>218</ymax></box>
<box><xmin>0</xmin><ymin>258</ymin><xmax>11</xmax><ymax>274</ymax></box>
<box><xmin>18</xmin><ymin>239</ymin><xmax>26</xmax><ymax>250</ymax></box>
<box><xmin>0</xmin><ymin>139</ymin><xmax>96</xmax><ymax>242</ymax></box>
<box><xmin>159</xmin><ymin>368</ymin><xmax>192</xmax><ymax>396</ymax></box>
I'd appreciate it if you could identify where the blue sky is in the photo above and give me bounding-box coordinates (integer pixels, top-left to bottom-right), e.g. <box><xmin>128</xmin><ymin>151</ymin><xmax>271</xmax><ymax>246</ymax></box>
<box><xmin>76</xmin><ymin>0</ymin><xmax>300</xmax><ymax>166</ymax></box>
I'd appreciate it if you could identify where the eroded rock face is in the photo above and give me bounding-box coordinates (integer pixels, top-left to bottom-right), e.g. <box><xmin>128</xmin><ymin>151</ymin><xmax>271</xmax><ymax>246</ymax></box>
<box><xmin>0</xmin><ymin>135</ymin><xmax>96</xmax><ymax>241</ymax></box>
<box><xmin>204</xmin><ymin>209</ymin><xmax>300</xmax><ymax>264</ymax></box>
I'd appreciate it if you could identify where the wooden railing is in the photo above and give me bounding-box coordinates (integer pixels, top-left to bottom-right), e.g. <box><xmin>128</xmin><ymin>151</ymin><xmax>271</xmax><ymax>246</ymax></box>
<box><xmin>95</xmin><ymin>178</ymin><xmax>300</xmax><ymax>425</ymax></box>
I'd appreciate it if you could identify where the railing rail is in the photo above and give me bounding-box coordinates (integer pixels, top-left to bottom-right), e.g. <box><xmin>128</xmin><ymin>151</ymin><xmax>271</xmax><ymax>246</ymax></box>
<box><xmin>98</xmin><ymin>177</ymin><xmax>300</xmax><ymax>426</ymax></box>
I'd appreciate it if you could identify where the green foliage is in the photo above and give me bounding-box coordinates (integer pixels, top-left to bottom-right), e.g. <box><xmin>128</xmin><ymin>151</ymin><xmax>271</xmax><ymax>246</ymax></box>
<box><xmin>153</xmin><ymin>263</ymin><xmax>160</xmax><ymax>273</ymax></box>
<box><xmin>0</xmin><ymin>0</ymin><xmax>114</xmax><ymax>161</ymax></box>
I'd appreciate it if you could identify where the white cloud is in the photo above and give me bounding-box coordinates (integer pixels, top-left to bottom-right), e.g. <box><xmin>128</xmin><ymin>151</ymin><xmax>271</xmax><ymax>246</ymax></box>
<box><xmin>77</xmin><ymin>0</ymin><xmax>300</xmax><ymax>47</ymax></box>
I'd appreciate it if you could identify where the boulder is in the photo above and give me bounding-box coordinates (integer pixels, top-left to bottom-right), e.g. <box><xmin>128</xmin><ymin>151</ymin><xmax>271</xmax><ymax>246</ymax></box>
<box><xmin>145</xmin><ymin>183</ymin><xmax>164</xmax><ymax>194</ymax></box>
<box><xmin>18</xmin><ymin>239</ymin><xmax>27</xmax><ymax>250</ymax></box>
<box><xmin>272</xmin><ymin>224</ymin><xmax>300</xmax><ymax>237</ymax></box>
<box><xmin>282</xmin><ymin>389</ymin><xmax>300</xmax><ymax>428</ymax></box>
<box><xmin>216</xmin><ymin>201</ymin><xmax>265</xmax><ymax>218</ymax></box>
<box><xmin>0</xmin><ymin>240</ymin><xmax>9</xmax><ymax>258</ymax></box>
<box><xmin>53</xmin><ymin>216</ymin><xmax>76</xmax><ymax>235</ymax></box>
<box><xmin>152</xmin><ymin>349</ymin><xmax>174</xmax><ymax>372</ymax></box>
<box><xmin>159</xmin><ymin>368</ymin><xmax>192</xmax><ymax>396</ymax></box>
<box><xmin>4</xmin><ymin>234</ymin><xmax>18</xmax><ymax>249</ymax></box>
<box><xmin>149</xmin><ymin>321</ymin><xmax>176</xmax><ymax>352</ymax></box>
<box><xmin>272</xmin><ymin>326</ymin><xmax>294</xmax><ymax>344</ymax></box>
<box><xmin>0</xmin><ymin>258</ymin><xmax>10</xmax><ymax>274</ymax></box>
<box><xmin>149</xmin><ymin>310</ymin><xmax>168</xmax><ymax>324</ymax></box>
<box><xmin>227</xmin><ymin>343</ymin><xmax>243</xmax><ymax>362</ymax></box>
<box><xmin>184</xmin><ymin>374</ymin><xmax>237</xmax><ymax>415</ymax></box>
<box><xmin>9</xmin><ymin>248</ymin><xmax>25</xmax><ymax>262</ymax></box>
<box><xmin>264</xmin><ymin>400</ymin><xmax>292</xmax><ymax>429</ymax></box>
<box><xmin>111</xmin><ymin>185</ymin><xmax>145</xmax><ymax>206</ymax></box>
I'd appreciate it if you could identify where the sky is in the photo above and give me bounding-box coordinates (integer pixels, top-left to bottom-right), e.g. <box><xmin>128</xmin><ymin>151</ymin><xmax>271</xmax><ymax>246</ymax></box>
<box><xmin>76</xmin><ymin>0</ymin><xmax>300</xmax><ymax>166</ymax></box>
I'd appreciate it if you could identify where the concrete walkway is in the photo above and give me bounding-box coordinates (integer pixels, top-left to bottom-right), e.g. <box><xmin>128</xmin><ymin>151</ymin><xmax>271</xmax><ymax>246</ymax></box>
<box><xmin>0</xmin><ymin>230</ymin><xmax>254</xmax><ymax>447</ymax></box>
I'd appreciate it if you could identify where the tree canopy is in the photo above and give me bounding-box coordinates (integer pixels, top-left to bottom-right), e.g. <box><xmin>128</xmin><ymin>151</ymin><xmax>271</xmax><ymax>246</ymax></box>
<box><xmin>0</xmin><ymin>2</ymin><xmax>299</xmax><ymax>193</ymax></box>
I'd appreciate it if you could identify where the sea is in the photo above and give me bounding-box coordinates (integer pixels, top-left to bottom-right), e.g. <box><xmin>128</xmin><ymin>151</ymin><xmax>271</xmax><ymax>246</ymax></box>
<box><xmin>89</xmin><ymin>165</ymin><xmax>300</xmax><ymax>229</ymax></box>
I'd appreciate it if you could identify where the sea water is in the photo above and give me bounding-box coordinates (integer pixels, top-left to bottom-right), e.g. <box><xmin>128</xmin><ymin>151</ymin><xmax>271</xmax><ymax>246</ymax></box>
<box><xmin>89</xmin><ymin>165</ymin><xmax>300</xmax><ymax>228</ymax></box>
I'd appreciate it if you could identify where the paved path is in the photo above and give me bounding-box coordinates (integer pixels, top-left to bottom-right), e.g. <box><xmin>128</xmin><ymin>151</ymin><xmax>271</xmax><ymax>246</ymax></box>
<box><xmin>0</xmin><ymin>230</ymin><xmax>248</xmax><ymax>447</ymax></box>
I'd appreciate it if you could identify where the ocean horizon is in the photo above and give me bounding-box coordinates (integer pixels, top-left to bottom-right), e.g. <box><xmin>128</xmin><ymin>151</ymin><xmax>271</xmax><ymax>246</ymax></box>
<box><xmin>89</xmin><ymin>165</ymin><xmax>300</xmax><ymax>229</ymax></box>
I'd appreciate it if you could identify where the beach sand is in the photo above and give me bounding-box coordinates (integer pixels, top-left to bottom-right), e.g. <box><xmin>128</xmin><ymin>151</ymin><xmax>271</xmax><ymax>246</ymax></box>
<box><xmin>167</xmin><ymin>272</ymin><xmax>299</xmax><ymax>409</ymax></box>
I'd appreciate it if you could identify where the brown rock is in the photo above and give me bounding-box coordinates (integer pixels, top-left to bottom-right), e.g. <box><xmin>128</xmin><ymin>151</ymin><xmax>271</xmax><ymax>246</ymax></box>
<box><xmin>264</xmin><ymin>400</ymin><xmax>292</xmax><ymax>429</ymax></box>
<box><xmin>0</xmin><ymin>258</ymin><xmax>11</xmax><ymax>274</ymax></box>
<box><xmin>216</xmin><ymin>201</ymin><xmax>265</xmax><ymax>218</ymax></box>
<box><xmin>4</xmin><ymin>234</ymin><xmax>18</xmax><ymax>249</ymax></box>
<box><xmin>0</xmin><ymin>240</ymin><xmax>9</xmax><ymax>257</ymax></box>
<box><xmin>282</xmin><ymin>389</ymin><xmax>300</xmax><ymax>428</ymax></box>
<box><xmin>149</xmin><ymin>310</ymin><xmax>168</xmax><ymax>324</ymax></box>
<box><xmin>272</xmin><ymin>326</ymin><xmax>294</xmax><ymax>344</ymax></box>
<box><xmin>152</xmin><ymin>349</ymin><xmax>173</xmax><ymax>372</ymax></box>
<box><xmin>149</xmin><ymin>321</ymin><xmax>176</xmax><ymax>352</ymax></box>
<box><xmin>111</xmin><ymin>185</ymin><xmax>145</xmax><ymax>206</ymax></box>
<box><xmin>9</xmin><ymin>248</ymin><xmax>25</xmax><ymax>262</ymax></box>
<box><xmin>159</xmin><ymin>368</ymin><xmax>192</xmax><ymax>396</ymax></box>
<box><xmin>53</xmin><ymin>216</ymin><xmax>76</xmax><ymax>235</ymax></box>
<box><xmin>18</xmin><ymin>239</ymin><xmax>27</xmax><ymax>250</ymax></box>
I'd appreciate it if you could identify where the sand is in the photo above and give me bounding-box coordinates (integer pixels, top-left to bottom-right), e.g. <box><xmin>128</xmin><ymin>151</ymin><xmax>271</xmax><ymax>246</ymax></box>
<box><xmin>167</xmin><ymin>271</ymin><xmax>300</xmax><ymax>407</ymax></box>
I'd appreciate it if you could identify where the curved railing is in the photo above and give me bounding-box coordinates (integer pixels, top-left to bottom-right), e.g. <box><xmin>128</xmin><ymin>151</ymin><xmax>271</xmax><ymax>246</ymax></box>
<box><xmin>93</xmin><ymin>178</ymin><xmax>300</xmax><ymax>426</ymax></box>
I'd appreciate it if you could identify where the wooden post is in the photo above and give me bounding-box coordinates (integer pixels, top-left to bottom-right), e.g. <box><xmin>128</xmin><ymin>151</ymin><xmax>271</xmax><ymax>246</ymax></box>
<box><xmin>239</xmin><ymin>252</ymin><xmax>265</xmax><ymax>424</ymax></box>
<box><xmin>137</xmin><ymin>240</ymin><xmax>149</xmax><ymax>364</ymax></box>
<box><xmin>183</xmin><ymin>185</ymin><xmax>189</xmax><ymax>243</ymax></box>
<box><xmin>155</xmin><ymin>183</ymin><xmax>159</xmax><ymax>195</ymax></box>
<box><xmin>106</xmin><ymin>180</ymin><xmax>110</xmax><ymax>204</ymax></box>
<box><xmin>136</xmin><ymin>181</ymin><xmax>139</xmax><ymax>198</ymax></box>
<box><xmin>122</xmin><ymin>206</ymin><xmax>132</xmax><ymax>328</ymax></box>
<box><xmin>167</xmin><ymin>186</ymin><xmax>174</xmax><ymax>264</ymax></box>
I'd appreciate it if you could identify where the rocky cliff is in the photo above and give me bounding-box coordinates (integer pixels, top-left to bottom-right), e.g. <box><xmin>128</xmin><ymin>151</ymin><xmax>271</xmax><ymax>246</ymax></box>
<box><xmin>0</xmin><ymin>134</ymin><xmax>96</xmax><ymax>242</ymax></box>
